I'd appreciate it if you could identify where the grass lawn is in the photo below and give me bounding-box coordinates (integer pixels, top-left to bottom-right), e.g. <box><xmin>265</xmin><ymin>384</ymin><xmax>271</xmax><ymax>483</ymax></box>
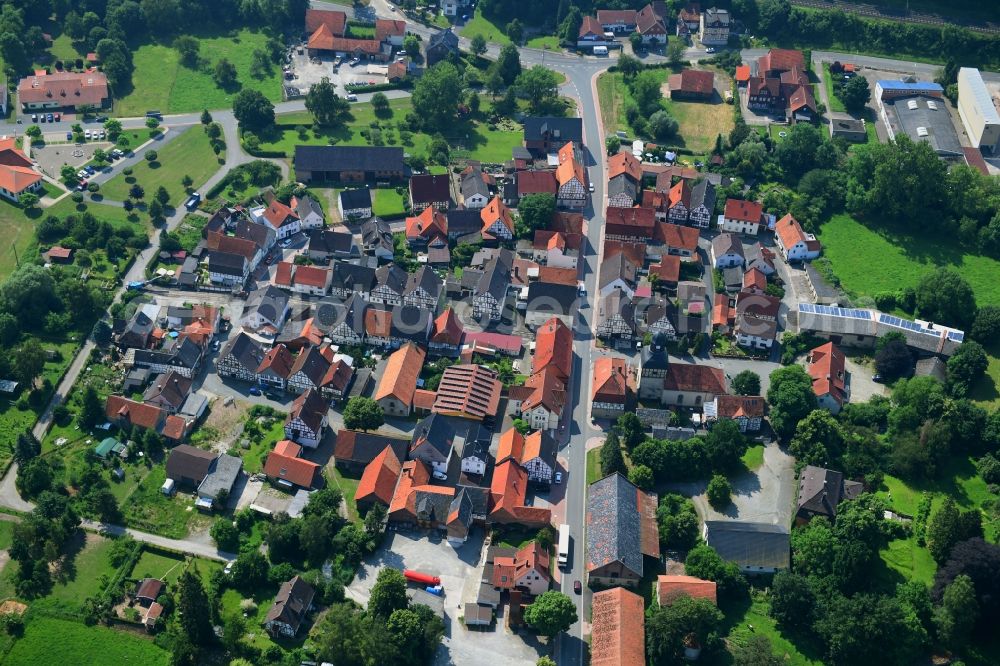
<box><xmin>173</xmin><ymin>214</ymin><xmax>209</xmax><ymax>252</ymax></box>
<box><xmin>0</xmin><ymin>197</ymin><xmax>43</xmax><ymax>281</ymax></box>
<box><xmin>495</xmin><ymin>525</ymin><xmax>540</xmax><ymax>548</ymax></box>
<box><xmin>5</xmin><ymin>617</ymin><xmax>169</xmax><ymax>666</ymax></box>
<box><xmin>114</xmin><ymin>29</ymin><xmax>283</xmax><ymax>117</ymax></box>
<box><xmin>459</xmin><ymin>7</ymin><xmax>512</xmax><ymax>45</ymax></box>
<box><xmin>822</xmin><ymin>63</ymin><xmax>846</xmax><ymax>113</ymax></box>
<box><xmin>130</xmin><ymin>548</ymin><xmax>188</xmax><ymax>584</ymax></box>
<box><xmin>879</xmin><ymin>535</ymin><xmax>937</xmax><ymax>586</ymax></box>
<box><xmin>0</xmin><ymin>521</ymin><xmax>12</xmax><ymax>550</ymax></box>
<box><xmin>970</xmin><ymin>341</ymin><xmax>1000</xmax><ymax>410</ymax></box>
<box><xmin>372</xmin><ymin>188</ymin><xmax>407</xmax><ymax>219</ymax></box>
<box><xmin>741</xmin><ymin>444</ymin><xmax>765</xmax><ymax>471</ymax></box>
<box><xmin>239</xmin><ymin>417</ymin><xmax>286</xmax><ymax>474</ymax></box>
<box><xmin>720</xmin><ymin>593</ymin><xmax>825</xmax><ymax>665</ymax></box>
<box><xmin>586</xmin><ymin>447</ymin><xmax>602</xmax><ymax>485</ymax></box>
<box><xmin>122</xmin><ymin>466</ymin><xmax>206</xmax><ymax>539</ymax></box>
<box><xmin>817</xmin><ymin>213</ymin><xmax>1000</xmax><ymax>307</ymax></box>
<box><xmin>330</xmin><ymin>466</ymin><xmax>361</xmax><ymax>525</ymax></box>
<box><xmin>101</xmin><ymin>127</ymin><xmax>220</xmax><ymax>206</ymax></box>
<box><xmin>260</xmin><ymin>96</ymin><xmax>523</xmax><ymax>165</ymax></box>
<box><xmin>0</xmin><ymin>533</ymin><xmax>115</xmax><ymax>610</ymax></box>
<box><xmin>526</xmin><ymin>35</ymin><xmax>562</xmax><ymax>50</ymax></box>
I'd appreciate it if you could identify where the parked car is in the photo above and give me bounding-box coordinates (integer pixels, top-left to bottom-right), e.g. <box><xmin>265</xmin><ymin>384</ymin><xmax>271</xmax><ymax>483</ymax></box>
<box><xmin>554</xmin><ymin>471</ymin><xmax>563</xmax><ymax>484</ymax></box>
<box><xmin>39</xmin><ymin>115</ymin><xmax>45</xmax><ymax>123</ymax></box>
<box><xmin>54</xmin><ymin>113</ymin><xmax>60</xmax><ymax>122</ymax></box>
<box><xmin>573</xmin><ymin>580</ymin><xmax>582</xmax><ymax>594</ymax></box>
<box><xmin>588</xmin><ymin>183</ymin><xmax>595</xmax><ymax>192</ymax></box>
<box><xmin>46</xmin><ymin>113</ymin><xmax>53</xmax><ymax>122</ymax></box>
<box><xmin>84</xmin><ymin>130</ymin><xmax>91</xmax><ymax>139</ymax></box>
<box><xmin>77</xmin><ymin>180</ymin><xmax>87</xmax><ymax>191</ymax></box>
<box><xmin>249</xmin><ymin>386</ymin><xmax>263</xmax><ymax>396</ymax></box>
<box><xmin>706</xmin><ymin>47</ymin><xmax>716</xmax><ymax>53</ymax></box>
<box><xmin>66</xmin><ymin>132</ymin><xmax>73</xmax><ymax>141</ymax></box>
<box><xmin>31</xmin><ymin>114</ymin><xmax>37</xmax><ymax>122</ymax></box>
<box><xmin>346</xmin><ymin>93</ymin><xmax>358</xmax><ymax>101</ymax></box>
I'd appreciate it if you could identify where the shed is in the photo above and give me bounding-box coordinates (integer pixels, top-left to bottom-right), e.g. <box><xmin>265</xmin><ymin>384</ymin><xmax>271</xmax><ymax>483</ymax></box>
<box><xmin>95</xmin><ymin>437</ymin><xmax>125</xmax><ymax>459</ymax></box>
<box><xmin>464</xmin><ymin>603</ymin><xmax>493</xmax><ymax>627</ymax></box>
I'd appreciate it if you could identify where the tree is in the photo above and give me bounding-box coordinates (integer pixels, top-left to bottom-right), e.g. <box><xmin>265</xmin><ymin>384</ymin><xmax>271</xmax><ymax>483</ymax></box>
<box><xmin>496</xmin><ymin>44</ymin><xmax>522</xmax><ymax>86</ymax></box>
<box><xmin>537</xmin><ymin>658</ymin><xmax>557</xmax><ymax>666</ymax></box>
<box><xmin>232</xmin><ymin>89</ymin><xmax>275</xmax><ymax>131</ymax></box>
<box><xmin>13</xmin><ymin>432</ymin><xmax>40</xmax><ymax>465</ymax></box>
<box><xmin>210</xmin><ymin>519</ymin><xmax>239</xmax><ymax>552</ymax></box>
<box><xmin>789</xmin><ymin>410</ymin><xmax>844</xmax><ymax>468</ymax></box>
<box><xmin>769</xmin><ymin>571</ymin><xmax>815</xmax><ymax>630</ymax></box>
<box><xmin>470</xmin><ymin>33</ymin><xmax>487</xmax><ymax>58</ymax></box>
<box><xmin>174</xmin><ymin>35</ymin><xmax>199</xmax><ymax>67</ymax></box>
<box><xmin>935</xmin><ymin>574</ymin><xmax>978</xmax><ymax>650</ymax></box>
<box><xmin>839</xmin><ymin>74</ymin><xmax>871</xmax><ymax>113</ymax></box>
<box><xmin>214</xmin><ymin>58</ymin><xmax>237</xmax><ymax>87</ymax></box>
<box><xmin>874</xmin><ymin>338</ymin><xmax>912</xmax><ymax>381</ymax></box>
<box><xmin>646</xmin><ymin>596</ymin><xmax>723</xmax><ymax>664</ymax></box>
<box><xmin>774</xmin><ymin>122</ymin><xmax>824</xmax><ymax>181</ymax></box>
<box><xmin>706</xmin><ymin>474</ymin><xmax>731</xmax><ymax>509</ymax></box>
<box><xmin>934</xmin><ymin>538</ymin><xmax>1000</xmax><ymax>633</ymax></box>
<box><xmin>703</xmin><ymin>419</ymin><xmax>749</xmax><ymax>472</ymax></box>
<box><xmin>230</xmin><ymin>550</ymin><xmax>268</xmax><ymax>589</ymax></box>
<box><xmin>506</xmin><ymin>18</ymin><xmax>523</xmax><ymax>44</ymax></box>
<box><xmin>2</xmin><ymin>264</ymin><xmax>58</xmax><ymax>326</ymax></box>
<box><xmin>411</xmin><ymin>62</ymin><xmax>462</xmax><ymax>131</ymax></box>
<box><xmin>515</xmin><ymin>193</ymin><xmax>555</xmax><ymax>237</ymax></box>
<box><xmin>343</xmin><ymin>396</ymin><xmax>384</xmax><ymax>431</ymax></box>
<box><xmin>684</xmin><ymin>544</ymin><xmax>747</xmax><ymax>598</ymax></box>
<box><xmin>18</xmin><ymin>193</ymin><xmax>38</xmax><ymax>210</ymax></box>
<box><xmin>200</xmin><ymin>109</ymin><xmax>212</xmax><ymax>124</ymax></box>
<box><xmin>732</xmin><ymin>370</ymin><xmax>761</xmax><ymax>396</ymax></box>
<box><xmin>947</xmin><ymin>340</ymin><xmax>989</xmax><ymax>396</ymax></box>
<box><xmin>369</xmin><ymin>568</ymin><xmax>408</xmax><ymax>619</ymax></box>
<box><xmin>177</xmin><ymin>569</ymin><xmax>212</xmax><ymax>645</ymax></box>
<box><xmin>516</xmin><ymin>66</ymin><xmax>559</xmax><ymax>113</ymax></box>
<box><xmin>629</xmin><ymin>464</ymin><xmax>654</xmax><ymax>490</ymax></box>
<box><xmin>79</xmin><ymin>385</ymin><xmax>104</xmax><ymax>429</ymax></box>
<box><xmin>148</xmin><ymin>199</ymin><xmax>164</xmax><ymax>221</ymax></box>
<box><xmin>371</xmin><ymin>92</ymin><xmax>390</xmax><ymax>116</ymax></box>
<box><xmin>631</xmin><ymin>71</ymin><xmax>664</xmax><ymax>116</ymax></box>
<box><xmin>304</xmin><ymin>78</ymin><xmax>350</xmax><ymax>128</ymax></box>
<box><xmin>599</xmin><ymin>431</ymin><xmax>627</xmax><ymax>477</ymax></box>
<box><xmin>524</xmin><ymin>591</ymin><xmax>577</xmax><ymax>636</ymax></box>
<box><xmin>615</xmin><ymin>413</ymin><xmax>645</xmax><ymax>450</ymax></box>
<box><xmin>815</xmin><ymin>593</ymin><xmax>922</xmax><ymax>666</ymax></box>
<box><xmin>12</xmin><ymin>339</ymin><xmax>45</xmax><ymax>387</ymax></box>
<box><xmin>767</xmin><ymin>365</ymin><xmax>818</xmax><ymax>440</ymax></box>
<box><xmin>656</xmin><ymin>494</ymin><xmax>700</xmax><ymax>551</ymax></box>
<box><xmin>731</xmin><ymin>635</ymin><xmax>783</xmax><ymax>666</ymax></box>
<box><xmin>617</xmin><ymin>54</ymin><xmax>641</xmax><ymax>80</ymax></box>
<box><xmin>606</xmin><ymin>135</ymin><xmax>621</xmax><ymax>155</ymax></box>
<box><xmin>666</xmin><ymin>38</ymin><xmax>685</xmax><ymax>65</ymax></box>
<box><xmin>648</xmin><ymin>110</ymin><xmax>679</xmax><ymax>140</ymax></box>
<box><xmin>914</xmin><ymin>268</ymin><xmax>977</xmax><ymax>331</ymax></box>
<box><xmin>155</xmin><ymin>185</ymin><xmax>170</xmax><ymax>205</ymax></box>
<box><xmin>926</xmin><ymin>497</ymin><xmax>982</xmax><ymax>563</ymax></box>
<box><xmin>129</xmin><ymin>183</ymin><xmax>145</xmax><ymax>200</ymax></box>
<box><xmin>558</xmin><ymin>7</ymin><xmax>582</xmax><ymax>45</ymax></box>
<box><xmin>629</xmin><ymin>32</ymin><xmax>643</xmax><ymax>52</ymax></box>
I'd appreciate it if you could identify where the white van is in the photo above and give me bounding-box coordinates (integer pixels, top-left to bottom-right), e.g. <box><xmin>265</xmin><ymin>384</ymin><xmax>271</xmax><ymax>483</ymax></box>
<box><xmin>593</xmin><ymin>46</ymin><xmax>609</xmax><ymax>56</ymax></box>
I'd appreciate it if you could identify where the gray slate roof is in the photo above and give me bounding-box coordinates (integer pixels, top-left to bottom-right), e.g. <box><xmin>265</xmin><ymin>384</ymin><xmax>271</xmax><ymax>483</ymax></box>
<box><xmin>704</xmin><ymin>520</ymin><xmax>790</xmax><ymax>570</ymax></box>
<box><xmin>797</xmin><ymin>465</ymin><xmax>863</xmax><ymax>519</ymax></box>
<box><xmin>587</xmin><ymin>473</ymin><xmax>643</xmax><ymax>577</ymax></box>
<box><xmin>219</xmin><ymin>332</ymin><xmax>266</xmax><ymax>373</ymax></box>
<box><xmin>340</xmin><ymin>188</ymin><xmax>372</xmax><ymax>210</ymax></box>
<box><xmin>198</xmin><ymin>453</ymin><xmax>243</xmax><ymax>500</ymax></box>
<box><xmin>244</xmin><ymin>286</ymin><xmax>289</xmax><ymax>325</ymax></box>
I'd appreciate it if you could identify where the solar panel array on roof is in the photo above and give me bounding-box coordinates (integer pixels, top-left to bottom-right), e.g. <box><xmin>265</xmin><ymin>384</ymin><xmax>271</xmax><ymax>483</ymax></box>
<box><xmin>799</xmin><ymin>303</ymin><xmax>872</xmax><ymax>320</ymax></box>
<box><xmin>878</xmin><ymin>313</ymin><xmax>940</xmax><ymax>337</ymax></box>
<box><xmin>948</xmin><ymin>331</ymin><xmax>965</xmax><ymax>342</ymax></box>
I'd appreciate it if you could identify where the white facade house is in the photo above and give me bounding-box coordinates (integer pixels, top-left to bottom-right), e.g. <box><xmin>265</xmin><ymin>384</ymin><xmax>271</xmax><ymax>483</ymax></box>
<box><xmin>957</xmin><ymin>67</ymin><xmax>1000</xmax><ymax>155</ymax></box>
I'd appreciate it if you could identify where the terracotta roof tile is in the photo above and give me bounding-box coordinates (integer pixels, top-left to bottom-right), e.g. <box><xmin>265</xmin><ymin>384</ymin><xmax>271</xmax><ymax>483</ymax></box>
<box><xmin>355</xmin><ymin>445</ymin><xmax>402</xmax><ymax>505</ymax></box>
<box><xmin>374</xmin><ymin>343</ymin><xmax>426</xmax><ymax>406</ymax></box>
<box><xmin>533</xmin><ymin>317</ymin><xmax>573</xmax><ymax>379</ymax></box>
<box><xmin>264</xmin><ymin>445</ymin><xmax>321</xmax><ymax>488</ymax></box>
<box><xmin>657</xmin><ymin>575</ymin><xmax>717</xmax><ymax>605</ymax></box>
<box><xmin>591</xmin><ymin>587</ymin><xmax>646</xmax><ymax>666</ymax></box>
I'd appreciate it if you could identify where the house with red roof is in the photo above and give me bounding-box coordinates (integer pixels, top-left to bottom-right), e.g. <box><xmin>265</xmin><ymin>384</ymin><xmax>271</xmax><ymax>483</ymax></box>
<box><xmin>355</xmin><ymin>445</ymin><xmax>402</xmax><ymax>510</ymax></box>
<box><xmin>591</xmin><ymin>356</ymin><xmax>636</xmax><ymax>419</ymax></box>
<box><xmin>17</xmin><ymin>70</ymin><xmax>109</xmax><ymax>111</ymax></box>
<box><xmin>480</xmin><ymin>196</ymin><xmax>515</xmax><ymax>241</ymax></box>
<box><xmin>657</xmin><ymin>221</ymin><xmax>700</xmax><ymax>258</ymax></box>
<box><xmin>264</xmin><ymin>439</ymin><xmax>322</xmax><ymax>490</ymax></box>
<box><xmin>605</xmin><ymin>206</ymin><xmax>656</xmax><ymax>242</ymax></box>
<box><xmin>591</xmin><ymin>587</ymin><xmax>646</xmax><ymax>666</ymax></box>
<box><xmin>387</xmin><ymin>459</ymin><xmax>456</xmax><ymax>528</ymax></box>
<box><xmin>532</xmin><ymin>317</ymin><xmax>574</xmax><ymax>380</ymax></box>
<box><xmin>807</xmin><ymin>342</ymin><xmax>849</xmax><ymax>414</ymax></box>
<box><xmin>531</xmin><ymin>229</ymin><xmax>581</xmax><ymax>269</ymax></box>
<box><xmin>305</xmin><ymin>9</ymin><xmax>346</xmax><ymax>37</ymax></box>
<box><xmin>704</xmin><ymin>395</ymin><xmax>766</xmax><ymax>432</ymax></box>
<box><xmin>668</xmin><ymin>69</ymin><xmax>715</xmax><ymax>100</ymax></box>
<box><xmin>578</xmin><ymin>16</ymin><xmax>607</xmax><ymax>47</ymax></box>
<box><xmin>405</xmin><ymin>205</ymin><xmax>448</xmax><ymax>246</ymax></box>
<box><xmin>0</xmin><ymin>138</ymin><xmax>42</xmax><ymax>203</ymax></box>
<box><xmin>491</xmin><ymin>541</ymin><xmax>551</xmax><ymax>597</ymax></box>
<box><xmin>513</xmin><ymin>170</ymin><xmax>558</xmax><ymax>204</ymax></box>
<box><xmin>720</xmin><ymin>198</ymin><xmax>765</xmax><ymax>235</ymax></box>
<box><xmin>375</xmin><ymin>18</ymin><xmax>406</xmax><ymax>47</ymax></box>
<box><xmin>511</xmin><ymin>367</ymin><xmax>567</xmax><ymax>432</ymax></box>
<box><xmin>636</xmin><ymin>3</ymin><xmax>668</xmax><ymax>44</ymax></box>
<box><xmin>774</xmin><ymin>213</ymin><xmax>821</xmax><ymax>262</ymax></box>
<box><xmin>747</xmin><ymin>48</ymin><xmax>817</xmax><ymax>121</ymax></box>
<box><xmin>555</xmin><ymin>143</ymin><xmax>587</xmax><ymax>209</ymax></box>
<box><xmin>649</xmin><ymin>255</ymin><xmax>681</xmax><ymax>292</ymax></box>
<box><xmin>661</xmin><ymin>362</ymin><xmax>727</xmax><ymax>407</ymax></box>
<box><xmin>291</xmin><ymin>265</ymin><xmax>332</xmax><ymax>296</ymax></box>
<box><xmin>262</xmin><ymin>199</ymin><xmax>301</xmax><ymax>240</ymax></box>
<box><xmin>489</xmin><ymin>459</ymin><xmax>552</xmax><ymax>527</ymax></box>
<box><xmin>656</xmin><ymin>575</ymin><xmax>717</xmax><ymax>606</ymax></box>
<box><xmin>429</xmin><ymin>307</ymin><xmax>464</xmax><ymax>357</ymax></box>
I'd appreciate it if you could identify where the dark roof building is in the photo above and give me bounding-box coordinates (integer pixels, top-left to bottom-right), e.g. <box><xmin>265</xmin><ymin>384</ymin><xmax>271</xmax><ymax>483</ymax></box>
<box><xmin>294</xmin><ymin>145</ymin><xmax>406</xmax><ymax>183</ymax></box>
<box><xmin>334</xmin><ymin>429</ymin><xmax>409</xmax><ymax>472</ymax></box>
<box><xmin>264</xmin><ymin>576</ymin><xmax>315</xmax><ymax>638</ymax></box>
<box><xmin>796</xmin><ymin>465</ymin><xmax>863</xmax><ymax>523</ymax></box>
<box><xmin>586</xmin><ymin>473</ymin><xmax>660</xmax><ymax>587</ymax></box>
<box><xmin>165</xmin><ymin>445</ymin><xmax>216</xmax><ymax>487</ymax></box>
<box><xmin>703</xmin><ymin>520</ymin><xmax>790</xmax><ymax>573</ymax></box>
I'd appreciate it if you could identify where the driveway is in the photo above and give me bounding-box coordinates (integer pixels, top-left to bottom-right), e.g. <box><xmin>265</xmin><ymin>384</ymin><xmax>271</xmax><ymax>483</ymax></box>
<box><xmin>346</xmin><ymin>530</ymin><xmax>545</xmax><ymax>666</ymax></box>
<box><xmin>672</xmin><ymin>441</ymin><xmax>797</xmax><ymax>528</ymax></box>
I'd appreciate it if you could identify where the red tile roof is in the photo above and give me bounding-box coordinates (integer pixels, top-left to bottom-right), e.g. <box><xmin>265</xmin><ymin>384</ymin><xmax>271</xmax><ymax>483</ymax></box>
<box><xmin>669</xmin><ymin>69</ymin><xmax>714</xmax><ymax>96</ymax></box>
<box><xmin>17</xmin><ymin>70</ymin><xmax>109</xmax><ymax>107</ymax></box>
<box><xmin>293</xmin><ymin>265</ymin><xmax>329</xmax><ymax>288</ymax></box>
<box><xmin>264</xmin><ymin>442</ymin><xmax>321</xmax><ymax>488</ymax></box>
<box><xmin>579</xmin><ymin>15</ymin><xmax>603</xmax><ymax>38</ymax></box>
<box><xmin>591</xmin><ymin>587</ymin><xmax>646</xmax><ymax>666</ymax></box>
<box><xmin>257</xmin><ymin>344</ymin><xmax>295</xmax><ymax>378</ymax></box>
<box><xmin>533</xmin><ymin>317</ymin><xmax>573</xmax><ymax>380</ymax></box>
<box><xmin>608</xmin><ymin>152</ymin><xmax>643</xmax><ymax>182</ymax></box>
<box><xmin>432</xmin><ymin>364</ymin><xmax>502</xmax><ymax>420</ymax></box>
<box><xmin>735</xmin><ymin>64</ymin><xmax>751</xmax><ymax>83</ymax></box>
<box><xmin>274</xmin><ymin>261</ymin><xmax>294</xmax><ymax>287</ymax></box>
<box><xmin>664</xmin><ymin>364</ymin><xmax>726</xmax><ymax>394</ymax></box>
<box><xmin>105</xmin><ymin>395</ymin><xmax>165</xmax><ymax>431</ymax></box>
<box><xmin>355</xmin><ymin>445</ymin><xmax>402</xmax><ymax>506</ymax></box>
<box><xmin>432</xmin><ymin>307</ymin><xmax>464</xmax><ymax>346</ymax></box>
<box><xmin>713</xmin><ymin>395</ymin><xmax>766</xmax><ymax>419</ymax></box>
<box><xmin>308</xmin><ymin>29</ymin><xmax>381</xmax><ymax>55</ymax></box>
<box><xmin>724</xmin><ymin>198</ymin><xmax>764</xmax><ymax>223</ymax></box>
<box><xmin>374</xmin><ymin>343</ymin><xmax>426</xmax><ymax>406</ymax></box>
<box><xmin>305</xmin><ymin>8</ymin><xmax>346</xmax><ymax>35</ymax></box>
<box><xmin>604</xmin><ymin>240</ymin><xmax>646</xmax><ymax>268</ymax></box>
<box><xmin>375</xmin><ymin>18</ymin><xmax>406</xmax><ymax>41</ymax></box>
<box><xmin>743</xmin><ymin>267</ymin><xmax>767</xmax><ymax>291</ymax></box>
<box><xmin>658</xmin><ymin>222</ymin><xmax>699</xmax><ymax>252</ymax></box>
<box><xmin>605</xmin><ymin>207</ymin><xmax>656</xmax><ymax>238</ymax></box>
<box><xmin>263</xmin><ymin>198</ymin><xmax>299</xmax><ymax>230</ymax></box>
<box><xmin>597</xmin><ymin>9</ymin><xmax>638</xmax><ymax>24</ymax></box>
<box><xmin>412</xmin><ymin>388</ymin><xmax>437</xmax><ymax>412</ymax></box>
<box><xmin>364</xmin><ymin>308</ymin><xmax>392</xmax><ymax>338</ymax></box>
<box><xmin>480</xmin><ymin>196</ymin><xmax>515</xmax><ymax>236</ymax></box>
<box><xmin>650</xmin><ymin>255</ymin><xmax>680</xmax><ymax>283</ymax></box>
<box><xmin>162</xmin><ymin>414</ymin><xmax>189</xmax><ymax>441</ymax></box>
<box><xmin>775</xmin><ymin>213</ymin><xmax>820</xmax><ymax>253</ymax></box>
<box><xmin>496</xmin><ymin>429</ymin><xmax>525</xmax><ymax>464</ymax></box>
<box><xmin>516</xmin><ymin>170</ymin><xmax>558</xmax><ymax>196</ymax></box>
<box><xmin>405</xmin><ymin>205</ymin><xmax>448</xmax><ymax>241</ymax></box>
<box><xmin>537</xmin><ymin>266</ymin><xmax>578</xmax><ymax>287</ymax></box>
<box><xmin>520</xmin><ymin>367</ymin><xmax>566</xmax><ymax>415</ymax></box>
<box><xmin>759</xmin><ymin>48</ymin><xmax>805</xmax><ymax>75</ymax></box>
<box><xmin>712</xmin><ymin>294</ymin><xmax>734</xmax><ymax>327</ymax></box>
<box><xmin>657</xmin><ymin>575</ymin><xmax>718</xmax><ymax>606</ymax></box>
<box><xmin>0</xmin><ymin>139</ymin><xmax>40</xmax><ymax>194</ymax></box>
<box><xmin>592</xmin><ymin>357</ymin><xmax>633</xmax><ymax>404</ymax></box>
<box><xmin>808</xmin><ymin>342</ymin><xmax>847</xmax><ymax>406</ymax></box>
<box><xmin>555</xmin><ymin>148</ymin><xmax>585</xmax><ymax>188</ymax></box>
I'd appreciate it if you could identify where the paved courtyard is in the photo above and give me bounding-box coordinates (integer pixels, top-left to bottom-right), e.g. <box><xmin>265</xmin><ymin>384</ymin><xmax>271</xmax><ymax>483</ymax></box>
<box><xmin>346</xmin><ymin>530</ymin><xmax>546</xmax><ymax>666</ymax></box>
<box><xmin>32</xmin><ymin>140</ymin><xmax>113</xmax><ymax>178</ymax></box>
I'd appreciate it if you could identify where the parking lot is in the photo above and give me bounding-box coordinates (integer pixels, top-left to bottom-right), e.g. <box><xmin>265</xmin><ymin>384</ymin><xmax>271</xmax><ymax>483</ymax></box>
<box><xmin>31</xmin><ymin>140</ymin><xmax>113</xmax><ymax>178</ymax></box>
<box><xmin>346</xmin><ymin>530</ymin><xmax>545</xmax><ymax>666</ymax></box>
<box><xmin>286</xmin><ymin>50</ymin><xmax>389</xmax><ymax>93</ymax></box>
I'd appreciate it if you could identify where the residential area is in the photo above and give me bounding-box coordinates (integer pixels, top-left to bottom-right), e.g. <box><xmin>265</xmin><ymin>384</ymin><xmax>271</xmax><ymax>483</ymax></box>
<box><xmin>0</xmin><ymin>1</ymin><xmax>998</xmax><ymax>666</ymax></box>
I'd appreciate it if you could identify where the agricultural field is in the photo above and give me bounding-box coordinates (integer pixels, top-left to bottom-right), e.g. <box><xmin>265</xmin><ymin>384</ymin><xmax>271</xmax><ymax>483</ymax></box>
<box><xmin>256</xmin><ymin>96</ymin><xmax>524</xmax><ymax>164</ymax></box>
<box><xmin>3</xmin><ymin>617</ymin><xmax>170</xmax><ymax>666</ymax></box>
<box><xmin>101</xmin><ymin>127</ymin><xmax>221</xmax><ymax>206</ymax></box>
<box><xmin>114</xmin><ymin>29</ymin><xmax>284</xmax><ymax>117</ymax></box>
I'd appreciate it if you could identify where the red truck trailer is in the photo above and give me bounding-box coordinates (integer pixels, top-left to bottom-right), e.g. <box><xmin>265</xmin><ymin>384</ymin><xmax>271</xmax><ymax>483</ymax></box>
<box><xmin>403</xmin><ymin>569</ymin><xmax>441</xmax><ymax>586</ymax></box>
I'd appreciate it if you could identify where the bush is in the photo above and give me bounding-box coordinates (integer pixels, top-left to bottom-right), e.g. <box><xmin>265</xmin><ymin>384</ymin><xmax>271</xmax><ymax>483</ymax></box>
<box><xmin>706</xmin><ymin>474</ymin><xmax>732</xmax><ymax>510</ymax></box>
